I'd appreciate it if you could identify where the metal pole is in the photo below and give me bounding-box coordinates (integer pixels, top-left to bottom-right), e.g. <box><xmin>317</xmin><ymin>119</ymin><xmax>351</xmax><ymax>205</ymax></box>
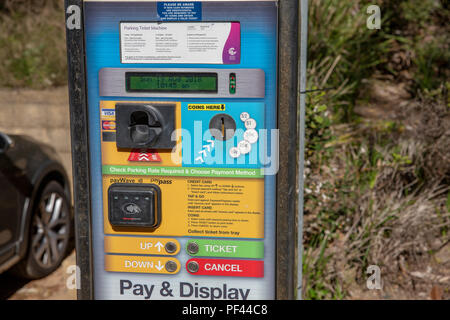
<box><xmin>297</xmin><ymin>0</ymin><xmax>308</xmax><ymax>300</ymax></box>
<box><xmin>276</xmin><ymin>0</ymin><xmax>300</xmax><ymax>300</ymax></box>
<box><xmin>64</xmin><ymin>0</ymin><xmax>94</xmax><ymax>300</ymax></box>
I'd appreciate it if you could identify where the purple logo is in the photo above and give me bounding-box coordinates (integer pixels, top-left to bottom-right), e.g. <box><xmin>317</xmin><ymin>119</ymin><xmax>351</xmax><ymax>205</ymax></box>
<box><xmin>222</xmin><ymin>23</ymin><xmax>240</xmax><ymax>64</ymax></box>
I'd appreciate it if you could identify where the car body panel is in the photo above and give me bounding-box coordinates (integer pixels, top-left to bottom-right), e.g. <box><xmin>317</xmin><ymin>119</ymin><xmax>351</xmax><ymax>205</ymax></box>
<box><xmin>0</xmin><ymin>173</ymin><xmax>22</xmax><ymax>265</ymax></box>
<box><xmin>0</xmin><ymin>133</ymin><xmax>72</xmax><ymax>273</ymax></box>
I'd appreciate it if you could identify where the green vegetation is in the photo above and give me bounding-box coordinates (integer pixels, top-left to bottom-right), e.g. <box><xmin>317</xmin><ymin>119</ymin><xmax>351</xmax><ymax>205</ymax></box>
<box><xmin>303</xmin><ymin>0</ymin><xmax>449</xmax><ymax>299</ymax></box>
<box><xmin>0</xmin><ymin>1</ymin><xmax>67</xmax><ymax>88</ymax></box>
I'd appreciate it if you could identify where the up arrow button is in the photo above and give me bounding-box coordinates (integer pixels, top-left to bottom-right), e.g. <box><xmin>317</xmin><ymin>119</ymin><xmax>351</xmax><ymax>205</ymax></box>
<box><xmin>155</xmin><ymin>242</ymin><xmax>164</xmax><ymax>252</ymax></box>
<box><xmin>105</xmin><ymin>236</ymin><xmax>180</xmax><ymax>256</ymax></box>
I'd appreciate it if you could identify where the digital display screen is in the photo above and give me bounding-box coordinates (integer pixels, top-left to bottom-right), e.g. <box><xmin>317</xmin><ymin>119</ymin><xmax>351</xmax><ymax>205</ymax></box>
<box><xmin>126</xmin><ymin>72</ymin><xmax>218</xmax><ymax>93</ymax></box>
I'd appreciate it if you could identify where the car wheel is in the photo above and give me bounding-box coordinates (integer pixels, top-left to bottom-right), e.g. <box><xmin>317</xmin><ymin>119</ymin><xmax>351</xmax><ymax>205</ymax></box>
<box><xmin>12</xmin><ymin>181</ymin><xmax>72</xmax><ymax>279</ymax></box>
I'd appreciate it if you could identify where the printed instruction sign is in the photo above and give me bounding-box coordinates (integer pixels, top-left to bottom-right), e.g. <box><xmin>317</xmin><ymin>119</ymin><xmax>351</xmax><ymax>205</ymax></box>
<box><xmin>120</xmin><ymin>22</ymin><xmax>241</xmax><ymax>64</ymax></box>
<box><xmin>157</xmin><ymin>2</ymin><xmax>202</xmax><ymax>21</ymax></box>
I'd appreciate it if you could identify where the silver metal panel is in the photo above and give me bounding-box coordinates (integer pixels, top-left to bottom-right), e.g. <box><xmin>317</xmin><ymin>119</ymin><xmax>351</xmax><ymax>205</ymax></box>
<box><xmin>99</xmin><ymin>68</ymin><xmax>265</xmax><ymax>98</ymax></box>
<box><xmin>297</xmin><ymin>0</ymin><xmax>309</xmax><ymax>300</ymax></box>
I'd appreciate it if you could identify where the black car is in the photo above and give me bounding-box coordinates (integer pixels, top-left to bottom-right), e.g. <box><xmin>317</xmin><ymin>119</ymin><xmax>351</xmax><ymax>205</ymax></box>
<box><xmin>0</xmin><ymin>132</ymin><xmax>73</xmax><ymax>279</ymax></box>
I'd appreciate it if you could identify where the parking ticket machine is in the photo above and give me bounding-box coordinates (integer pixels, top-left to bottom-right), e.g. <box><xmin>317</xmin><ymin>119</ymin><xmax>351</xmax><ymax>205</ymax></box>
<box><xmin>66</xmin><ymin>0</ymin><xmax>304</xmax><ymax>300</ymax></box>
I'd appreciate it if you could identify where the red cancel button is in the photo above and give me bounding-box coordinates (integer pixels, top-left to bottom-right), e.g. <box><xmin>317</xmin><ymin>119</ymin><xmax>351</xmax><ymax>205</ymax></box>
<box><xmin>186</xmin><ymin>258</ymin><xmax>264</xmax><ymax>278</ymax></box>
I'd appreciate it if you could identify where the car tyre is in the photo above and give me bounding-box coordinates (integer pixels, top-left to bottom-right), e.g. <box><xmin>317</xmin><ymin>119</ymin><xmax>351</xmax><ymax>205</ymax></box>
<box><xmin>11</xmin><ymin>181</ymin><xmax>72</xmax><ymax>279</ymax></box>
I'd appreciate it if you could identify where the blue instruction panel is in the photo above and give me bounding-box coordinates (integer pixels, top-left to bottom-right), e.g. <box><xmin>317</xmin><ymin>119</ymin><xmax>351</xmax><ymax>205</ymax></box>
<box><xmin>83</xmin><ymin>0</ymin><xmax>278</xmax><ymax>300</ymax></box>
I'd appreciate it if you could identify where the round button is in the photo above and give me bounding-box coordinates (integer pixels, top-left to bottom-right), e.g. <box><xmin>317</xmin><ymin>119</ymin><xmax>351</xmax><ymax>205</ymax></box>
<box><xmin>229</xmin><ymin>147</ymin><xmax>241</xmax><ymax>158</ymax></box>
<box><xmin>165</xmin><ymin>260</ymin><xmax>178</xmax><ymax>273</ymax></box>
<box><xmin>243</xmin><ymin>129</ymin><xmax>259</xmax><ymax>144</ymax></box>
<box><xmin>238</xmin><ymin>140</ymin><xmax>252</xmax><ymax>155</ymax></box>
<box><xmin>186</xmin><ymin>242</ymin><xmax>199</xmax><ymax>254</ymax></box>
<box><xmin>244</xmin><ymin>118</ymin><xmax>257</xmax><ymax>129</ymax></box>
<box><xmin>240</xmin><ymin>112</ymin><xmax>250</xmax><ymax>122</ymax></box>
<box><xmin>187</xmin><ymin>261</ymin><xmax>199</xmax><ymax>273</ymax></box>
<box><xmin>165</xmin><ymin>241</ymin><xmax>177</xmax><ymax>254</ymax></box>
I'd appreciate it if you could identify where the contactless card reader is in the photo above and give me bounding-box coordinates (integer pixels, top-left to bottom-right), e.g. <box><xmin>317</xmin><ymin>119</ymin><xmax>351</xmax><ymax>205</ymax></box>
<box><xmin>108</xmin><ymin>183</ymin><xmax>161</xmax><ymax>228</ymax></box>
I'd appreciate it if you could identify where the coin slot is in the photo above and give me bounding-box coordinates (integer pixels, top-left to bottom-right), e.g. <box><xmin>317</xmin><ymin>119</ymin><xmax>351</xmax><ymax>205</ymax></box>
<box><xmin>209</xmin><ymin>113</ymin><xmax>236</xmax><ymax>141</ymax></box>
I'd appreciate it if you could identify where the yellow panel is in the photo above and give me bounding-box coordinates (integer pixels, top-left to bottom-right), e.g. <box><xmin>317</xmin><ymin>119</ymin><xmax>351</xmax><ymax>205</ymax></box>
<box><xmin>104</xmin><ymin>236</ymin><xmax>180</xmax><ymax>255</ymax></box>
<box><xmin>102</xmin><ymin>175</ymin><xmax>264</xmax><ymax>238</ymax></box>
<box><xmin>105</xmin><ymin>255</ymin><xmax>180</xmax><ymax>274</ymax></box>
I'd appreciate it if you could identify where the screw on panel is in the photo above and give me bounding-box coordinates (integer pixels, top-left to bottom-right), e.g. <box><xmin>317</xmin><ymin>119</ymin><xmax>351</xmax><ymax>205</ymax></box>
<box><xmin>187</xmin><ymin>261</ymin><xmax>199</xmax><ymax>273</ymax></box>
<box><xmin>187</xmin><ymin>241</ymin><xmax>199</xmax><ymax>254</ymax></box>
<box><xmin>165</xmin><ymin>241</ymin><xmax>177</xmax><ymax>254</ymax></box>
<box><xmin>165</xmin><ymin>260</ymin><xmax>178</xmax><ymax>273</ymax></box>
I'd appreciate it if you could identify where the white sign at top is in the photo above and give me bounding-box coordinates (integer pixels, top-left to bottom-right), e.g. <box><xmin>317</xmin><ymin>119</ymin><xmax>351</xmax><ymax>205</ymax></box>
<box><xmin>120</xmin><ymin>22</ymin><xmax>241</xmax><ymax>64</ymax></box>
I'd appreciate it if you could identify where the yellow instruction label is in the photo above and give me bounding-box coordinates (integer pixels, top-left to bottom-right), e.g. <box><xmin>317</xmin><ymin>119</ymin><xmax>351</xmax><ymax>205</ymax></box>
<box><xmin>102</xmin><ymin>175</ymin><xmax>264</xmax><ymax>239</ymax></box>
<box><xmin>188</xmin><ymin>104</ymin><xmax>225</xmax><ymax>111</ymax></box>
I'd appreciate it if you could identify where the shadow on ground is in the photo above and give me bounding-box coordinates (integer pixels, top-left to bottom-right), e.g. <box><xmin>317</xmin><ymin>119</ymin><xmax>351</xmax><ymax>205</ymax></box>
<box><xmin>0</xmin><ymin>274</ymin><xmax>30</xmax><ymax>300</ymax></box>
<box><xmin>0</xmin><ymin>250</ymin><xmax>76</xmax><ymax>300</ymax></box>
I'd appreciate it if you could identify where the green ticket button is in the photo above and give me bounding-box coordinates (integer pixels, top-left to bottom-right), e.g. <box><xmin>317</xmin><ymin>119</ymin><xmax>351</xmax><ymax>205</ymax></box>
<box><xmin>186</xmin><ymin>239</ymin><xmax>264</xmax><ymax>259</ymax></box>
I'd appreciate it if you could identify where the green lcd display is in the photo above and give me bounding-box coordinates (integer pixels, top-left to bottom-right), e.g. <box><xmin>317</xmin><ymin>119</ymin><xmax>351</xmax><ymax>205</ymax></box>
<box><xmin>126</xmin><ymin>72</ymin><xmax>218</xmax><ymax>93</ymax></box>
